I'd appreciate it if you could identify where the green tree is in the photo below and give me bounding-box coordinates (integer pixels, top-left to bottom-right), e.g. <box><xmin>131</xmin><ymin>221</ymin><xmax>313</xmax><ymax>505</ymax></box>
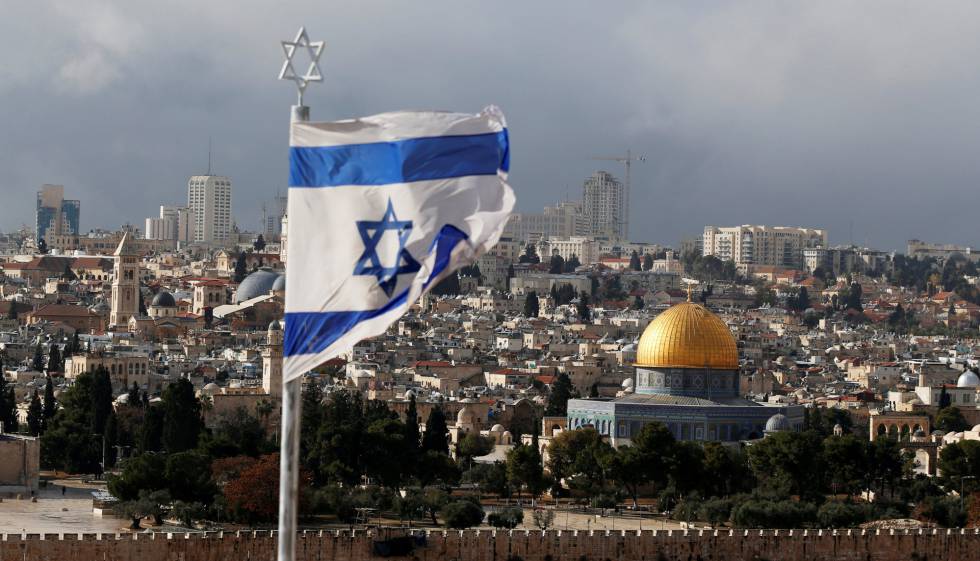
<box><xmin>457</xmin><ymin>433</ymin><xmax>494</xmax><ymax>467</ymax></box>
<box><xmin>549</xmin><ymin>253</ymin><xmax>565</xmax><ymax>274</ymax></box>
<box><xmin>607</xmin><ymin>422</ymin><xmax>676</xmax><ymax>508</ymax></box>
<box><xmin>487</xmin><ymin>507</ymin><xmax>523</xmax><ymax>528</ymax></box>
<box><xmin>629</xmin><ymin>251</ymin><xmax>641</xmax><ymax>271</ymax></box>
<box><xmin>108</xmin><ymin>453</ymin><xmax>167</xmax><ymax>501</ymax></box>
<box><xmin>642</xmin><ymin>253</ymin><xmax>654</xmax><ymax>271</ymax></box>
<box><xmin>565</xmin><ymin>254</ymin><xmax>581</xmax><ymax>272</ymax></box>
<box><xmin>32</xmin><ymin>343</ymin><xmax>44</xmax><ymax>372</ymax></box>
<box><xmin>253</xmin><ymin>234</ymin><xmax>266</xmax><ymax>251</ymax></box>
<box><xmin>47</xmin><ymin>345</ymin><xmax>62</xmax><ymax>373</ymax></box>
<box><xmin>519</xmin><ymin>244</ymin><xmax>540</xmax><ymax>264</ymax></box>
<box><xmin>162</xmin><ymin>379</ymin><xmax>204</xmax><ymax>453</ymax></box>
<box><xmin>0</xmin><ymin>371</ymin><xmax>17</xmax><ymax>433</ymax></box>
<box><xmin>845</xmin><ymin>282</ymin><xmax>863</xmax><ymax>311</ymax></box>
<box><xmin>404</xmin><ymin>394</ymin><xmax>420</xmax><ymax>457</ymax></box>
<box><xmin>823</xmin><ymin>434</ymin><xmax>867</xmax><ymax>495</ymax></box>
<box><xmin>139</xmin><ymin>404</ymin><xmax>165</xmax><ymax>453</ymax></box>
<box><xmin>701</xmin><ymin>442</ymin><xmax>754</xmax><ymax>497</ymax></box>
<box><xmin>465</xmin><ymin>462</ymin><xmax>510</xmax><ymax>497</ymax></box>
<box><xmin>440</xmin><ymin>499</ymin><xmax>484</xmax><ymax>529</ymax></box>
<box><xmin>27</xmin><ymin>390</ymin><xmax>43</xmax><ymax>436</ymax></box>
<box><xmin>938</xmin><ymin>440</ymin><xmax>980</xmax><ymax>494</ymax></box>
<box><xmin>233</xmin><ymin>252</ymin><xmax>248</xmax><ymax>283</ymax></box>
<box><xmin>310</xmin><ymin>390</ymin><xmax>367</xmax><ymax>485</ymax></box>
<box><xmin>421</xmin><ymin>407</ymin><xmax>450</xmax><ymax>455</ymax></box>
<box><xmin>91</xmin><ymin>366</ymin><xmax>113</xmax><ymax>435</ymax></box>
<box><xmin>936</xmin><ymin>406</ymin><xmax>969</xmax><ymax>433</ymax></box>
<box><xmin>506</xmin><ymin>443</ymin><xmax>546</xmax><ymax>500</ymax></box>
<box><xmin>42</xmin><ymin>376</ymin><xmax>57</xmax><ymax>429</ymax></box>
<box><xmin>165</xmin><ymin>451</ymin><xmax>218</xmax><ymax>503</ymax></box>
<box><xmin>747</xmin><ymin>431</ymin><xmax>826</xmax><ymax>500</ymax></box>
<box><xmin>577</xmin><ymin>293</ymin><xmax>591</xmax><ymax>322</ymax></box>
<box><xmin>362</xmin><ymin>418</ymin><xmax>412</xmax><ymax>491</ymax></box>
<box><xmin>40</xmin><ymin>371</ymin><xmax>109</xmax><ymax>473</ymax></box>
<box><xmin>523</xmin><ymin>291</ymin><xmax>540</xmax><ymax>318</ymax></box>
<box><xmin>546</xmin><ymin>428</ymin><xmax>615</xmax><ymax>498</ymax></box>
<box><xmin>544</xmin><ymin>373</ymin><xmax>574</xmax><ymax>416</ymax></box>
<box><xmin>127</xmin><ymin>382</ymin><xmax>141</xmax><ymax>407</ymax></box>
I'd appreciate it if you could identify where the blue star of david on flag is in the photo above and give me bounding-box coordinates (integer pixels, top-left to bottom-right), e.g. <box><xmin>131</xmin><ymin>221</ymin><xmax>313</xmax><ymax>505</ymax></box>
<box><xmin>352</xmin><ymin>199</ymin><xmax>421</xmax><ymax>296</ymax></box>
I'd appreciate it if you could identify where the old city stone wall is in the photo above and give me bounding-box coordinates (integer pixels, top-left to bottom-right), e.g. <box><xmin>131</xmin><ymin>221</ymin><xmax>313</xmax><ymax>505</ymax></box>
<box><xmin>0</xmin><ymin>528</ymin><xmax>976</xmax><ymax>561</ymax></box>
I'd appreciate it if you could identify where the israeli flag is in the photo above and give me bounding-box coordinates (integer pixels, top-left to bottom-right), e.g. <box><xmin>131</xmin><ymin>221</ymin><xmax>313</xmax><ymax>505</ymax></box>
<box><xmin>283</xmin><ymin>106</ymin><xmax>514</xmax><ymax>382</ymax></box>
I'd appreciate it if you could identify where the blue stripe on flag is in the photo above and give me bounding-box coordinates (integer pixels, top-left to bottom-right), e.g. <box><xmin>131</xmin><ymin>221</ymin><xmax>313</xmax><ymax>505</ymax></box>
<box><xmin>283</xmin><ymin>224</ymin><xmax>468</xmax><ymax>357</ymax></box>
<box><xmin>289</xmin><ymin>130</ymin><xmax>509</xmax><ymax>187</ymax></box>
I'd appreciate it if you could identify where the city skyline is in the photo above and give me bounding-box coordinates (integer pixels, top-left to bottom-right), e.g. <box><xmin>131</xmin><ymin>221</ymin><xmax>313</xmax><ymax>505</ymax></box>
<box><xmin>7</xmin><ymin>4</ymin><xmax>980</xmax><ymax>250</ymax></box>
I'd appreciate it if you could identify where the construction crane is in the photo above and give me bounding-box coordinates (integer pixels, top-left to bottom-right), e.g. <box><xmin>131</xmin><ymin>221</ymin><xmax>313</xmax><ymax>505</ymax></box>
<box><xmin>590</xmin><ymin>149</ymin><xmax>646</xmax><ymax>239</ymax></box>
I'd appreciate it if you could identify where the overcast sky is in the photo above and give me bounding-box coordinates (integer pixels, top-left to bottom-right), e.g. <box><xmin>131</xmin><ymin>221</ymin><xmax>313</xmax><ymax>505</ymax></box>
<box><xmin>4</xmin><ymin>2</ymin><xmax>980</xmax><ymax>251</ymax></box>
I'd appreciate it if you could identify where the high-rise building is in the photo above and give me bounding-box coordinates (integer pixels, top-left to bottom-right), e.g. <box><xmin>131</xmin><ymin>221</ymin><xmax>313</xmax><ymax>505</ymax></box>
<box><xmin>582</xmin><ymin>171</ymin><xmax>625</xmax><ymax>239</ymax></box>
<box><xmin>35</xmin><ymin>184</ymin><xmax>80</xmax><ymax>243</ymax></box>
<box><xmin>702</xmin><ymin>225</ymin><xmax>827</xmax><ymax>269</ymax></box>
<box><xmin>145</xmin><ymin>205</ymin><xmax>191</xmax><ymax>243</ymax></box>
<box><xmin>187</xmin><ymin>175</ymin><xmax>232</xmax><ymax>244</ymax></box>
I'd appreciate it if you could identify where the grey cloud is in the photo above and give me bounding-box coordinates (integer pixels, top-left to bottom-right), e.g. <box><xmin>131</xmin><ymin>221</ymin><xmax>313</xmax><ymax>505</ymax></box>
<box><xmin>3</xmin><ymin>1</ymin><xmax>980</xmax><ymax>250</ymax></box>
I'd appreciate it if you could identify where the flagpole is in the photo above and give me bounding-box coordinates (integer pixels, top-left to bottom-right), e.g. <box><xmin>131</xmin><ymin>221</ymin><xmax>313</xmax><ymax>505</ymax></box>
<box><xmin>277</xmin><ymin>100</ymin><xmax>306</xmax><ymax>561</ymax></box>
<box><xmin>277</xmin><ymin>26</ymin><xmax>324</xmax><ymax>561</ymax></box>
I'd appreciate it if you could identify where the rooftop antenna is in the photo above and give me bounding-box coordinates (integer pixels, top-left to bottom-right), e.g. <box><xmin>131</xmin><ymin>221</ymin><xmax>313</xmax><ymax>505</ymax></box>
<box><xmin>207</xmin><ymin>137</ymin><xmax>212</xmax><ymax>175</ymax></box>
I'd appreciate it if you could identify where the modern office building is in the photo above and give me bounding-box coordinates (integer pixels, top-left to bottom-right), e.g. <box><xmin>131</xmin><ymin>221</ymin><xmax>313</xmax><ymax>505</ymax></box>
<box><xmin>35</xmin><ymin>184</ymin><xmax>80</xmax><ymax>243</ymax></box>
<box><xmin>702</xmin><ymin>225</ymin><xmax>827</xmax><ymax>269</ymax></box>
<box><xmin>504</xmin><ymin>201</ymin><xmax>587</xmax><ymax>243</ymax></box>
<box><xmin>187</xmin><ymin>175</ymin><xmax>232</xmax><ymax>244</ymax></box>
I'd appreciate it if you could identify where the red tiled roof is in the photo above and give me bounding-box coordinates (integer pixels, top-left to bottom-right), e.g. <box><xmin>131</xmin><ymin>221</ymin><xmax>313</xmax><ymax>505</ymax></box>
<box><xmin>30</xmin><ymin>304</ymin><xmax>98</xmax><ymax>318</ymax></box>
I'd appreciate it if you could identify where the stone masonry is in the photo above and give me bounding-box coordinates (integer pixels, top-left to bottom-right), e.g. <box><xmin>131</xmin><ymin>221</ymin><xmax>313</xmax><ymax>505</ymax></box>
<box><xmin>0</xmin><ymin>527</ymin><xmax>975</xmax><ymax>561</ymax></box>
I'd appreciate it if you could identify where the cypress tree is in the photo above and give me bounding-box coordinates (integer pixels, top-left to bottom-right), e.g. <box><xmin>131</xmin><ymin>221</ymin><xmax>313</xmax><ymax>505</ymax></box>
<box><xmin>42</xmin><ymin>376</ymin><xmax>57</xmax><ymax>427</ymax></box>
<box><xmin>27</xmin><ymin>390</ymin><xmax>43</xmax><ymax>436</ymax></box>
<box><xmin>421</xmin><ymin>407</ymin><xmax>450</xmax><ymax>455</ymax></box>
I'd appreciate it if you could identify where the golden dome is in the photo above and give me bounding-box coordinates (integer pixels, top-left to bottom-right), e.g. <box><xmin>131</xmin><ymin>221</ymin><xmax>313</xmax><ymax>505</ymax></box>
<box><xmin>635</xmin><ymin>302</ymin><xmax>738</xmax><ymax>370</ymax></box>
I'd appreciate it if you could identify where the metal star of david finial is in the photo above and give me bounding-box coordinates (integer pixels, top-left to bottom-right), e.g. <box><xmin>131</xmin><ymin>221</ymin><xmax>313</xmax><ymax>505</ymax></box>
<box><xmin>279</xmin><ymin>27</ymin><xmax>325</xmax><ymax>106</ymax></box>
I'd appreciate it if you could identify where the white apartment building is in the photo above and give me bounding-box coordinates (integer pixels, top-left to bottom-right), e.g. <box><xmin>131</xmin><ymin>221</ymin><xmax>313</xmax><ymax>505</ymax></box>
<box><xmin>145</xmin><ymin>205</ymin><xmax>191</xmax><ymax>243</ymax></box>
<box><xmin>582</xmin><ymin>171</ymin><xmax>625</xmax><ymax>239</ymax></box>
<box><xmin>702</xmin><ymin>225</ymin><xmax>827</xmax><ymax>269</ymax></box>
<box><xmin>537</xmin><ymin>236</ymin><xmax>598</xmax><ymax>265</ymax></box>
<box><xmin>907</xmin><ymin>239</ymin><xmax>980</xmax><ymax>262</ymax></box>
<box><xmin>187</xmin><ymin>175</ymin><xmax>232</xmax><ymax>244</ymax></box>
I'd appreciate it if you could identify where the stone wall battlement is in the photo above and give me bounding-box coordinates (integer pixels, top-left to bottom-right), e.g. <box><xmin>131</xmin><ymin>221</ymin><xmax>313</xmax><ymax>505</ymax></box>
<box><xmin>1</xmin><ymin>527</ymin><xmax>978</xmax><ymax>561</ymax></box>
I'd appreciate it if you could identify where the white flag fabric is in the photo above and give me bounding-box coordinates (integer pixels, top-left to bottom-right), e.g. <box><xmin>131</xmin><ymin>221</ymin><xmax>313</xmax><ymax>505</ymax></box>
<box><xmin>283</xmin><ymin>106</ymin><xmax>514</xmax><ymax>382</ymax></box>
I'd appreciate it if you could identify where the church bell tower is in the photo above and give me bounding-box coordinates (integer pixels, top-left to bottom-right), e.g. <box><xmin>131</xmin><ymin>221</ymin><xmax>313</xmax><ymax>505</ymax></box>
<box><xmin>110</xmin><ymin>232</ymin><xmax>140</xmax><ymax>328</ymax></box>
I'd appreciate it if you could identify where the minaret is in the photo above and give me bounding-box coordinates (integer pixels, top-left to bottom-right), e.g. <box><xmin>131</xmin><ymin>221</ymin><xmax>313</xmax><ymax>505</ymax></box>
<box><xmin>262</xmin><ymin>320</ymin><xmax>284</xmax><ymax>397</ymax></box>
<box><xmin>110</xmin><ymin>232</ymin><xmax>140</xmax><ymax>327</ymax></box>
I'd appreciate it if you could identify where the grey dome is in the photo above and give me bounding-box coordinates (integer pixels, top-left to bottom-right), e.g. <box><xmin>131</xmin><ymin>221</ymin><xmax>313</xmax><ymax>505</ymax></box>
<box><xmin>957</xmin><ymin>371</ymin><xmax>980</xmax><ymax>388</ymax></box>
<box><xmin>235</xmin><ymin>268</ymin><xmax>280</xmax><ymax>303</ymax></box>
<box><xmin>765</xmin><ymin>413</ymin><xmax>791</xmax><ymax>433</ymax></box>
<box><xmin>151</xmin><ymin>291</ymin><xmax>176</xmax><ymax>307</ymax></box>
<box><xmin>268</xmin><ymin>320</ymin><xmax>282</xmax><ymax>331</ymax></box>
<box><xmin>272</xmin><ymin>274</ymin><xmax>285</xmax><ymax>292</ymax></box>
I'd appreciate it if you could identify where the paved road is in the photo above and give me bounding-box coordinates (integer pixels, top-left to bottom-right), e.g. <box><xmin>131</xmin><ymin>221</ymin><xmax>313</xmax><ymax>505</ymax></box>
<box><xmin>514</xmin><ymin>509</ymin><xmax>685</xmax><ymax>532</ymax></box>
<box><xmin>0</xmin><ymin>477</ymin><xmax>124</xmax><ymax>534</ymax></box>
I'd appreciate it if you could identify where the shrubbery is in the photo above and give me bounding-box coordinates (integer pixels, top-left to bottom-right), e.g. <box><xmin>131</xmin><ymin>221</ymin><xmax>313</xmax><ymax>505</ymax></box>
<box><xmin>488</xmin><ymin>507</ymin><xmax>524</xmax><ymax>529</ymax></box>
